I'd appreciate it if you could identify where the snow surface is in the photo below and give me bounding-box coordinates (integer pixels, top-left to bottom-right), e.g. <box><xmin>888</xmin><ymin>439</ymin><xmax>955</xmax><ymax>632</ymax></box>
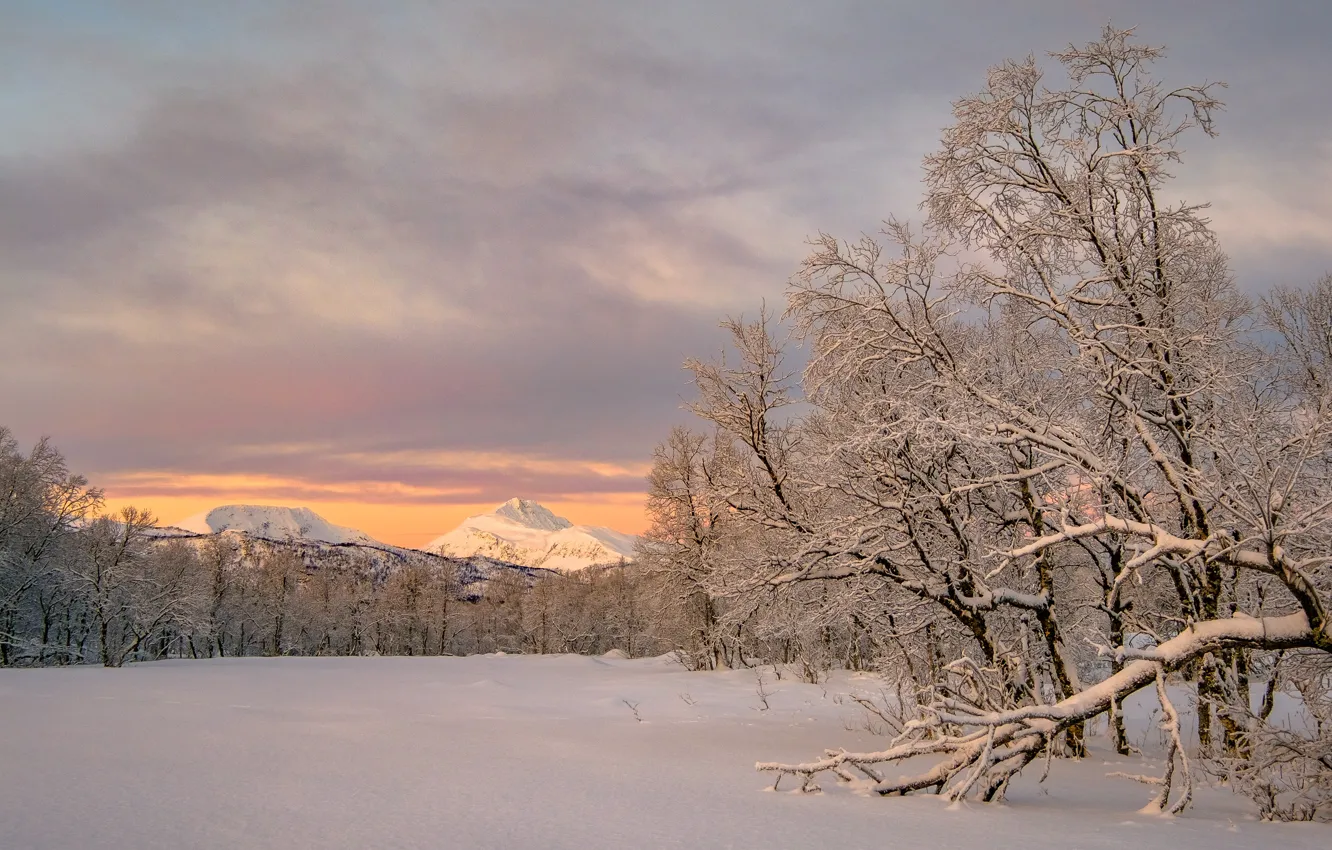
<box><xmin>2</xmin><ymin>657</ymin><xmax>1325</xmax><ymax>850</ymax></box>
<box><xmin>424</xmin><ymin>498</ymin><xmax>638</xmax><ymax>571</ymax></box>
<box><xmin>174</xmin><ymin>505</ymin><xmax>381</xmax><ymax>546</ymax></box>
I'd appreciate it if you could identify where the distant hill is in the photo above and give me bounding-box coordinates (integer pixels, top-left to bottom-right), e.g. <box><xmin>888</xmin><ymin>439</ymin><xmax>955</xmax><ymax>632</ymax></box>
<box><xmin>422</xmin><ymin>498</ymin><xmax>638</xmax><ymax>572</ymax></box>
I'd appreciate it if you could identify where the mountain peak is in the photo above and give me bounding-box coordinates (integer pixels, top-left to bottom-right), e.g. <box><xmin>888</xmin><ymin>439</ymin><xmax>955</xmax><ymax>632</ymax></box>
<box><xmin>423</xmin><ymin>498</ymin><xmax>636</xmax><ymax>571</ymax></box>
<box><xmin>490</xmin><ymin>498</ymin><xmax>572</xmax><ymax>532</ymax></box>
<box><xmin>174</xmin><ymin>504</ymin><xmax>380</xmax><ymax>546</ymax></box>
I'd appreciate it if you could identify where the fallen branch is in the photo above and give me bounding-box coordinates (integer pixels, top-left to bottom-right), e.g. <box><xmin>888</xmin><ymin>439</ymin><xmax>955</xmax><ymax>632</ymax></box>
<box><xmin>758</xmin><ymin>613</ymin><xmax>1314</xmax><ymax>808</ymax></box>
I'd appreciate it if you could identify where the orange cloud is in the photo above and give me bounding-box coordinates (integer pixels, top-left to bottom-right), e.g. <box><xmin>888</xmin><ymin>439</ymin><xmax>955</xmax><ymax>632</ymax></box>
<box><xmin>99</xmin><ymin>471</ymin><xmax>648</xmax><ymax>548</ymax></box>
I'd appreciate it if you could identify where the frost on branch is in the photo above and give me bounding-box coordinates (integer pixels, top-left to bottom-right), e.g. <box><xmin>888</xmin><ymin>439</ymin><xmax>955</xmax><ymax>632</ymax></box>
<box><xmin>1207</xmin><ymin>651</ymin><xmax>1332</xmax><ymax>821</ymax></box>
<box><xmin>641</xmin><ymin>25</ymin><xmax>1332</xmax><ymax>818</ymax></box>
<box><xmin>759</xmin><ymin>614</ymin><xmax>1314</xmax><ymax>806</ymax></box>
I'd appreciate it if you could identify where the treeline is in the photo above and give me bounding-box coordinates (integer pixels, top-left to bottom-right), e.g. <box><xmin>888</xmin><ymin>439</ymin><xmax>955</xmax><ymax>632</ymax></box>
<box><xmin>1</xmin><ymin>426</ymin><xmax>888</xmax><ymax>670</ymax></box>
<box><xmin>0</xmin><ymin>430</ymin><xmax>654</xmax><ymax>664</ymax></box>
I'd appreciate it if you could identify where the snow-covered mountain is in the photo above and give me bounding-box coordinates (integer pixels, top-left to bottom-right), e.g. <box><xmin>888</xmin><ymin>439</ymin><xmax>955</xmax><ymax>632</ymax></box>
<box><xmin>159</xmin><ymin>505</ymin><xmax>547</xmax><ymax>593</ymax></box>
<box><xmin>173</xmin><ymin>505</ymin><xmax>381</xmax><ymax>546</ymax></box>
<box><xmin>423</xmin><ymin>498</ymin><xmax>638</xmax><ymax>572</ymax></box>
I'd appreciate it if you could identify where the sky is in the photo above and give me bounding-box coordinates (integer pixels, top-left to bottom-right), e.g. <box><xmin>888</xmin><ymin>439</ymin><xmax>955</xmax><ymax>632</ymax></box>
<box><xmin>2</xmin><ymin>1</ymin><xmax>1330</xmax><ymax>547</ymax></box>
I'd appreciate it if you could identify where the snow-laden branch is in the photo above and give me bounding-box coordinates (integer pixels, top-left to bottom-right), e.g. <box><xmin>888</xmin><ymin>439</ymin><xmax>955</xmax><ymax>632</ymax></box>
<box><xmin>1003</xmin><ymin>514</ymin><xmax>1208</xmax><ymax>566</ymax></box>
<box><xmin>758</xmin><ymin>612</ymin><xmax>1315</xmax><ymax>803</ymax></box>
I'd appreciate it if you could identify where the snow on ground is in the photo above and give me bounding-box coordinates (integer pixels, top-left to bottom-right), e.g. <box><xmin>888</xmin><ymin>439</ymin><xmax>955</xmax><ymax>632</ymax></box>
<box><xmin>1</xmin><ymin>656</ymin><xmax>1326</xmax><ymax>850</ymax></box>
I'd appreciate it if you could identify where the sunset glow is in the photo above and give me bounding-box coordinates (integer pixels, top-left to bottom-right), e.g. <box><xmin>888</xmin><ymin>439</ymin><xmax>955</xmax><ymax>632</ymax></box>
<box><xmin>96</xmin><ymin>468</ymin><xmax>650</xmax><ymax>546</ymax></box>
<box><xmin>98</xmin><ymin>494</ymin><xmax>648</xmax><ymax>550</ymax></box>
<box><xmin>4</xmin><ymin>2</ymin><xmax>1329</xmax><ymax>545</ymax></box>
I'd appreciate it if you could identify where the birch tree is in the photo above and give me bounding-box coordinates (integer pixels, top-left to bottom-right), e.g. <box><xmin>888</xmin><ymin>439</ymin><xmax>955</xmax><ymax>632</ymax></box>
<box><xmin>639</xmin><ymin>426</ymin><xmax>734</xmax><ymax>668</ymax></box>
<box><xmin>646</xmin><ymin>27</ymin><xmax>1331</xmax><ymax>814</ymax></box>
<box><xmin>0</xmin><ymin>429</ymin><xmax>103</xmax><ymax>664</ymax></box>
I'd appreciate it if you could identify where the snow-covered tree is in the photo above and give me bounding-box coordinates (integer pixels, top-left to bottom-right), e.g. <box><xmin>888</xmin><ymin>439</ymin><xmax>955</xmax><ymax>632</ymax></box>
<box><xmin>0</xmin><ymin>428</ymin><xmax>103</xmax><ymax>665</ymax></box>
<box><xmin>64</xmin><ymin>508</ymin><xmax>206</xmax><ymax>667</ymax></box>
<box><xmin>648</xmin><ymin>27</ymin><xmax>1331</xmax><ymax>814</ymax></box>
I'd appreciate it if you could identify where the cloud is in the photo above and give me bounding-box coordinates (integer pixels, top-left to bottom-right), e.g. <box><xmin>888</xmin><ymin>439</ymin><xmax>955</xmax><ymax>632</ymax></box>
<box><xmin>2</xmin><ymin>1</ymin><xmax>1329</xmax><ymax>533</ymax></box>
<box><xmin>1201</xmin><ymin>145</ymin><xmax>1332</xmax><ymax>257</ymax></box>
<box><xmin>97</xmin><ymin>441</ymin><xmax>652</xmax><ymax>506</ymax></box>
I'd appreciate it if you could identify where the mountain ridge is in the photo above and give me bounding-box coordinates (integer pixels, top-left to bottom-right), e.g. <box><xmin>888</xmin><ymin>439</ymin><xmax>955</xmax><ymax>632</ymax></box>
<box><xmin>423</xmin><ymin>498</ymin><xmax>637</xmax><ymax>572</ymax></box>
<box><xmin>175</xmin><ymin>504</ymin><xmax>380</xmax><ymax>546</ymax></box>
<box><xmin>162</xmin><ymin>503</ymin><xmax>548</xmax><ymax>591</ymax></box>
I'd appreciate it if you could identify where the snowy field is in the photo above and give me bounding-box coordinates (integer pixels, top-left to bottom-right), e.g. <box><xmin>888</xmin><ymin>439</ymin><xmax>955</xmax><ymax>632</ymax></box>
<box><xmin>1</xmin><ymin>656</ymin><xmax>1326</xmax><ymax>850</ymax></box>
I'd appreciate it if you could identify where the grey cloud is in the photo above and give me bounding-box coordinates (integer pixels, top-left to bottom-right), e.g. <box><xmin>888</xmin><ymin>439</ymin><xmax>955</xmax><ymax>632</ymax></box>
<box><xmin>3</xmin><ymin>0</ymin><xmax>1329</xmax><ymax>504</ymax></box>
